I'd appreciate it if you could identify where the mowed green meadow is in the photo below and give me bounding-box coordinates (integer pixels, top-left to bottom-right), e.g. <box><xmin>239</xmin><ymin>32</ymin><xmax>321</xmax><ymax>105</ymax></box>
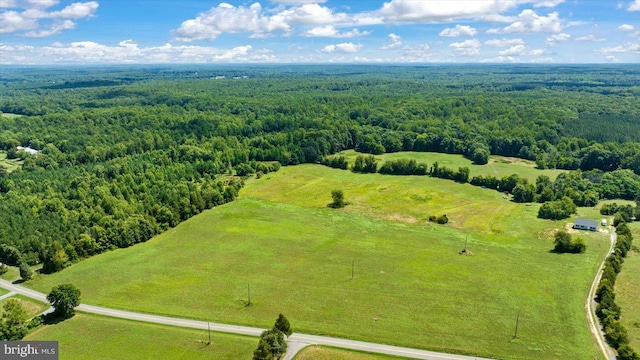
<box><xmin>27</xmin><ymin>164</ymin><xmax>608</xmax><ymax>359</ymax></box>
<box><xmin>294</xmin><ymin>346</ymin><xmax>408</xmax><ymax>360</ymax></box>
<box><xmin>336</xmin><ymin>150</ymin><xmax>568</xmax><ymax>182</ymax></box>
<box><xmin>24</xmin><ymin>314</ymin><xmax>256</xmax><ymax>360</ymax></box>
<box><xmin>616</xmin><ymin>222</ymin><xmax>640</xmax><ymax>351</ymax></box>
<box><xmin>0</xmin><ymin>151</ymin><xmax>23</xmax><ymax>173</ymax></box>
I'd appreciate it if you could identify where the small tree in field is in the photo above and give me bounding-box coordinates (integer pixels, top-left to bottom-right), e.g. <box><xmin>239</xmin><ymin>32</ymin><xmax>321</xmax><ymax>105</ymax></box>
<box><xmin>0</xmin><ymin>299</ymin><xmax>28</xmax><ymax>340</ymax></box>
<box><xmin>274</xmin><ymin>313</ymin><xmax>292</xmax><ymax>337</ymax></box>
<box><xmin>19</xmin><ymin>262</ymin><xmax>33</xmax><ymax>281</ymax></box>
<box><xmin>47</xmin><ymin>284</ymin><xmax>81</xmax><ymax>318</ymax></box>
<box><xmin>330</xmin><ymin>189</ymin><xmax>346</xmax><ymax>208</ymax></box>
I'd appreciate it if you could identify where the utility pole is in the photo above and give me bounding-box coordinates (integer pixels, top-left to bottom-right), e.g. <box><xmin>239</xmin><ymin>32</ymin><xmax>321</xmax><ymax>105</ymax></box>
<box><xmin>513</xmin><ymin>313</ymin><xmax>520</xmax><ymax>339</ymax></box>
<box><xmin>208</xmin><ymin>322</ymin><xmax>211</xmax><ymax>345</ymax></box>
<box><xmin>248</xmin><ymin>283</ymin><xmax>251</xmax><ymax>306</ymax></box>
<box><xmin>351</xmin><ymin>260</ymin><xmax>354</xmax><ymax>280</ymax></box>
<box><xmin>464</xmin><ymin>236</ymin><xmax>468</xmax><ymax>252</ymax></box>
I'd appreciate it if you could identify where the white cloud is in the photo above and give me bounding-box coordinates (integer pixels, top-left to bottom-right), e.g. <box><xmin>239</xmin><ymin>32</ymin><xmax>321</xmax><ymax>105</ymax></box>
<box><xmin>629</xmin><ymin>0</ymin><xmax>640</xmax><ymax>11</ymax></box>
<box><xmin>271</xmin><ymin>0</ymin><xmax>327</xmax><ymax>4</ymax></box>
<box><xmin>631</xmin><ymin>31</ymin><xmax>640</xmax><ymax>38</ymax></box>
<box><xmin>449</xmin><ymin>38</ymin><xmax>481</xmax><ymax>56</ymax></box>
<box><xmin>173</xmin><ymin>3</ymin><xmax>290</xmax><ymax>41</ymax></box>
<box><xmin>529</xmin><ymin>48</ymin><xmax>546</xmax><ymax>55</ymax></box>
<box><xmin>173</xmin><ymin>2</ymin><xmax>353</xmax><ymax>41</ymax></box>
<box><xmin>321</xmin><ymin>42</ymin><xmax>362</xmax><ymax>53</ymax></box>
<box><xmin>484</xmin><ymin>38</ymin><xmax>525</xmax><ymax>47</ymax></box>
<box><xmin>576</xmin><ymin>34</ymin><xmax>604</xmax><ymax>42</ymax></box>
<box><xmin>0</xmin><ymin>39</ymin><xmax>277</xmax><ymax>64</ymax></box>
<box><xmin>618</xmin><ymin>24</ymin><xmax>635</xmax><ymax>31</ymax></box>
<box><xmin>487</xmin><ymin>10</ymin><xmax>563</xmax><ymax>34</ymax></box>
<box><xmin>545</xmin><ymin>32</ymin><xmax>570</xmax><ymax>45</ymax></box>
<box><xmin>439</xmin><ymin>24</ymin><xmax>477</xmax><ymax>37</ymax></box>
<box><xmin>481</xmin><ymin>55</ymin><xmax>517</xmax><ymax>63</ymax></box>
<box><xmin>377</xmin><ymin>0</ymin><xmax>564</xmax><ymax>23</ymax></box>
<box><xmin>301</xmin><ymin>25</ymin><xmax>370</xmax><ymax>38</ymax></box>
<box><xmin>0</xmin><ymin>1</ymin><xmax>97</xmax><ymax>36</ymax></box>
<box><xmin>605</xmin><ymin>55</ymin><xmax>618</xmax><ymax>62</ymax></box>
<box><xmin>380</xmin><ymin>32</ymin><xmax>402</xmax><ymax>49</ymax></box>
<box><xmin>499</xmin><ymin>44</ymin><xmax>526</xmax><ymax>55</ymax></box>
<box><xmin>597</xmin><ymin>42</ymin><xmax>640</xmax><ymax>54</ymax></box>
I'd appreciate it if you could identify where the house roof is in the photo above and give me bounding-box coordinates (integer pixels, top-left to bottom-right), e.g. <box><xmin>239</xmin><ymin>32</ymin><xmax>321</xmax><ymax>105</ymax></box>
<box><xmin>575</xmin><ymin>218</ymin><xmax>598</xmax><ymax>228</ymax></box>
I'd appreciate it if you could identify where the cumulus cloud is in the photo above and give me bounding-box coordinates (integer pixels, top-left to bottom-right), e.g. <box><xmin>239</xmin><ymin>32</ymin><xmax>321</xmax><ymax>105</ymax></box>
<box><xmin>545</xmin><ymin>32</ymin><xmax>570</xmax><ymax>45</ymax></box>
<box><xmin>301</xmin><ymin>25</ymin><xmax>370</xmax><ymax>38</ymax></box>
<box><xmin>487</xmin><ymin>10</ymin><xmax>563</xmax><ymax>34</ymax></box>
<box><xmin>377</xmin><ymin>0</ymin><xmax>565</xmax><ymax>23</ymax></box>
<box><xmin>529</xmin><ymin>48</ymin><xmax>546</xmax><ymax>55</ymax></box>
<box><xmin>439</xmin><ymin>24</ymin><xmax>477</xmax><ymax>37</ymax></box>
<box><xmin>629</xmin><ymin>0</ymin><xmax>640</xmax><ymax>11</ymax></box>
<box><xmin>0</xmin><ymin>0</ymin><xmax>97</xmax><ymax>36</ymax></box>
<box><xmin>499</xmin><ymin>44</ymin><xmax>526</xmax><ymax>55</ymax></box>
<box><xmin>449</xmin><ymin>38</ymin><xmax>481</xmax><ymax>56</ymax></box>
<box><xmin>173</xmin><ymin>2</ymin><xmax>353</xmax><ymax>41</ymax></box>
<box><xmin>484</xmin><ymin>38</ymin><xmax>525</xmax><ymax>47</ymax></box>
<box><xmin>0</xmin><ymin>39</ymin><xmax>276</xmax><ymax>64</ymax></box>
<box><xmin>321</xmin><ymin>42</ymin><xmax>362</xmax><ymax>53</ymax></box>
<box><xmin>380</xmin><ymin>32</ymin><xmax>402</xmax><ymax>49</ymax></box>
<box><xmin>597</xmin><ymin>42</ymin><xmax>640</xmax><ymax>54</ymax></box>
<box><xmin>618</xmin><ymin>24</ymin><xmax>635</xmax><ymax>31</ymax></box>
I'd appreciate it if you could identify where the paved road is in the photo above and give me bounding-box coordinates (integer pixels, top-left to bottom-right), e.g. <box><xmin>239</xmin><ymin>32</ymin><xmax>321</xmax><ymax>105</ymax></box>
<box><xmin>585</xmin><ymin>228</ymin><xmax>617</xmax><ymax>360</ymax></box>
<box><xmin>0</xmin><ymin>278</ymin><xmax>491</xmax><ymax>360</ymax></box>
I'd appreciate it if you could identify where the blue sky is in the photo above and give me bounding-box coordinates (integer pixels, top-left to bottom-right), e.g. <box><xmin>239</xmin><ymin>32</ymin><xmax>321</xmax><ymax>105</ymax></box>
<box><xmin>0</xmin><ymin>0</ymin><xmax>639</xmax><ymax>64</ymax></box>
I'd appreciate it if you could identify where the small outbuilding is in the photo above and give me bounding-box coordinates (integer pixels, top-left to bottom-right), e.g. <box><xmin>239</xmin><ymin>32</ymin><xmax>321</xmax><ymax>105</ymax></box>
<box><xmin>573</xmin><ymin>218</ymin><xmax>598</xmax><ymax>232</ymax></box>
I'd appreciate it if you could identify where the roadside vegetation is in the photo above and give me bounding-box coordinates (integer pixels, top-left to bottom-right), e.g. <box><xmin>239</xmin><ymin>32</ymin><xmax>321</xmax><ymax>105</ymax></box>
<box><xmin>24</xmin><ymin>313</ymin><xmax>257</xmax><ymax>360</ymax></box>
<box><xmin>294</xmin><ymin>346</ymin><xmax>409</xmax><ymax>360</ymax></box>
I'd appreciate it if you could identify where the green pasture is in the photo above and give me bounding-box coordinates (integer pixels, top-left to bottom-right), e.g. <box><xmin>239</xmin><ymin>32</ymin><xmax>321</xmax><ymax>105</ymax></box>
<box><xmin>0</xmin><ymin>287</ymin><xmax>9</xmax><ymax>296</ymax></box>
<box><xmin>0</xmin><ymin>294</ymin><xmax>48</xmax><ymax>318</ymax></box>
<box><xmin>616</xmin><ymin>222</ymin><xmax>640</xmax><ymax>351</ymax></box>
<box><xmin>0</xmin><ymin>265</ymin><xmax>20</xmax><ymax>281</ymax></box>
<box><xmin>24</xmin><ymin>313</ymin><xmax>256</xmax><ymax>360</ymax></box>
<box><xmin>0</xmin><ymin>112</ymin><xmax>23</xmax><ymax>118</ymax></box>
<box><xmin>334</xmin><ymin>150</ymin><xmax>567</xmax><ymax>182</ymax></box>
<box><xmin>0</xmin><ymin>151</ymin><xmax>23</xmax><ymax>173</ymax></box>
<box><xmin>27</xmin><ymin>165</ymin><xmax>608</xmax><ymax>359</ymax></box>
<box><xmin>294</xmin><ymin>346</ymin><xmax>408</xmax><ymax>360</ymax></box>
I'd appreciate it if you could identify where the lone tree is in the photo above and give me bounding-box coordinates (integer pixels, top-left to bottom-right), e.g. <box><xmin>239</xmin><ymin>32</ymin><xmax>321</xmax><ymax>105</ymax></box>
<box><xmin>330</xmin><ymin>189</ymin><xmax>346</xmax><ymax>208</ymax></box>
<box><xmin>47</xmin><ymin>283</ymin><xmax>81</xmax><ymax>318</ymax></box>
<box><xmin>253</xmin><ymin>314</ymin><xmax>292</xmax><ymax>360</ymax></box>
<box><xmin>273</xmin><ymin>313</ymin><xmax>292</xmax><ymax>337</ymax></box>
<box><xmin>0</xmin><ymin>298</ymin><xmax>28</xmax><ymax>340</ymax></box>
<box><xmin>19</xmin><ymin>262</ymin><xmax>33</xmax><ymax>281</ymax></box>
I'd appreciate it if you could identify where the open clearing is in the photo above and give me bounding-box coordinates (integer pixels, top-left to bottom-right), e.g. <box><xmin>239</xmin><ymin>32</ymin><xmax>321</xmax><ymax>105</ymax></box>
<box><xmin>0</xmin><ymin>151</ymin><xmax>23</xmax><ymax>173</ymax></box>
<box><xmin>335</xmin><ymin>150</ymin><xmax>567</xmax><ymax>182</ymax></box>
<box><xmin>0</xmin><ymin>294</ymin><xmax>48</xmax><ymax>318</ymax></box>
<box><xmin>27</xmin><ymin>164</ymin><xmax>607</xmax><ymax>359</ymax></box>
<box><xmin>24</xmin><ymin>313</ymin><xmax>256</xmax><ymax>360</ymax></box>
<box><xmin>615</xmin><ymin>222</ymin><xmax>640</xmax><ymax>351</ymax></box>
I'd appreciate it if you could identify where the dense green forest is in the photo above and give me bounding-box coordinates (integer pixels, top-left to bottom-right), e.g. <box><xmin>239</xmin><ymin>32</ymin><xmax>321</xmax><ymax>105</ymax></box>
<box><xmin>0</xmin><ymin>65</ymin><xmax>639</xmax><ymax>270</ymax></box>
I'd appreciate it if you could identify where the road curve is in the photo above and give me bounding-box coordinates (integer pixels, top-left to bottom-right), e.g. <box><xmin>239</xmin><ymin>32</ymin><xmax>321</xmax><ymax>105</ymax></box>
<box><xmin>0</xmin><ymin>278</ymin><xmax>491</xmax><ymax>360</ymax></box>
<box><xmin>585</xmin><ymin>228</ymin><xmax>617</xmax><ymax>360</ymax></box>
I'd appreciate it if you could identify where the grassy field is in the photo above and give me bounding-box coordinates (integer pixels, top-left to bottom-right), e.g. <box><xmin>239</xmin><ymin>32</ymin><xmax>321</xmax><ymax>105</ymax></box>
<box><xmin>0</xmin><ymin>151</ymin><xmax>23</xmax><ymax>172</ymax></box>
<box><xmin>334</xmin><ymin>150</ymin><xmax>567</xmax><ymax>182</ymax></box>
<box><xmin>0</xmin><ymin>287</ymin><xmax>9</xmax><ymax>296</ymax></box>
<box><xmin>0</xmin><ymin>265</ymin><xmax>20</xmax><ymax>281</ymax></box>
<box><xmin>294</xmin><ymin>346</ymin><xmax>408</xmax><ymax>360</ymax></box>
<box><xmin>615</xmin><ymin>222</ymin><xmax>640</xmax><ymax>351</ymax></box>
<box><xmin>27</xmin><ymin>164</ymin><xmax>608</xmax><ymax>359</ymax></box>
<box><xmin>0</xmin><ymin>294</ymin><xmax>49</xmax><ymax>318</ymax></box>
<box><xmin>24</xmin><ymin>313</ymin><xmax>256</xmax><ymax>360</ymax></box>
